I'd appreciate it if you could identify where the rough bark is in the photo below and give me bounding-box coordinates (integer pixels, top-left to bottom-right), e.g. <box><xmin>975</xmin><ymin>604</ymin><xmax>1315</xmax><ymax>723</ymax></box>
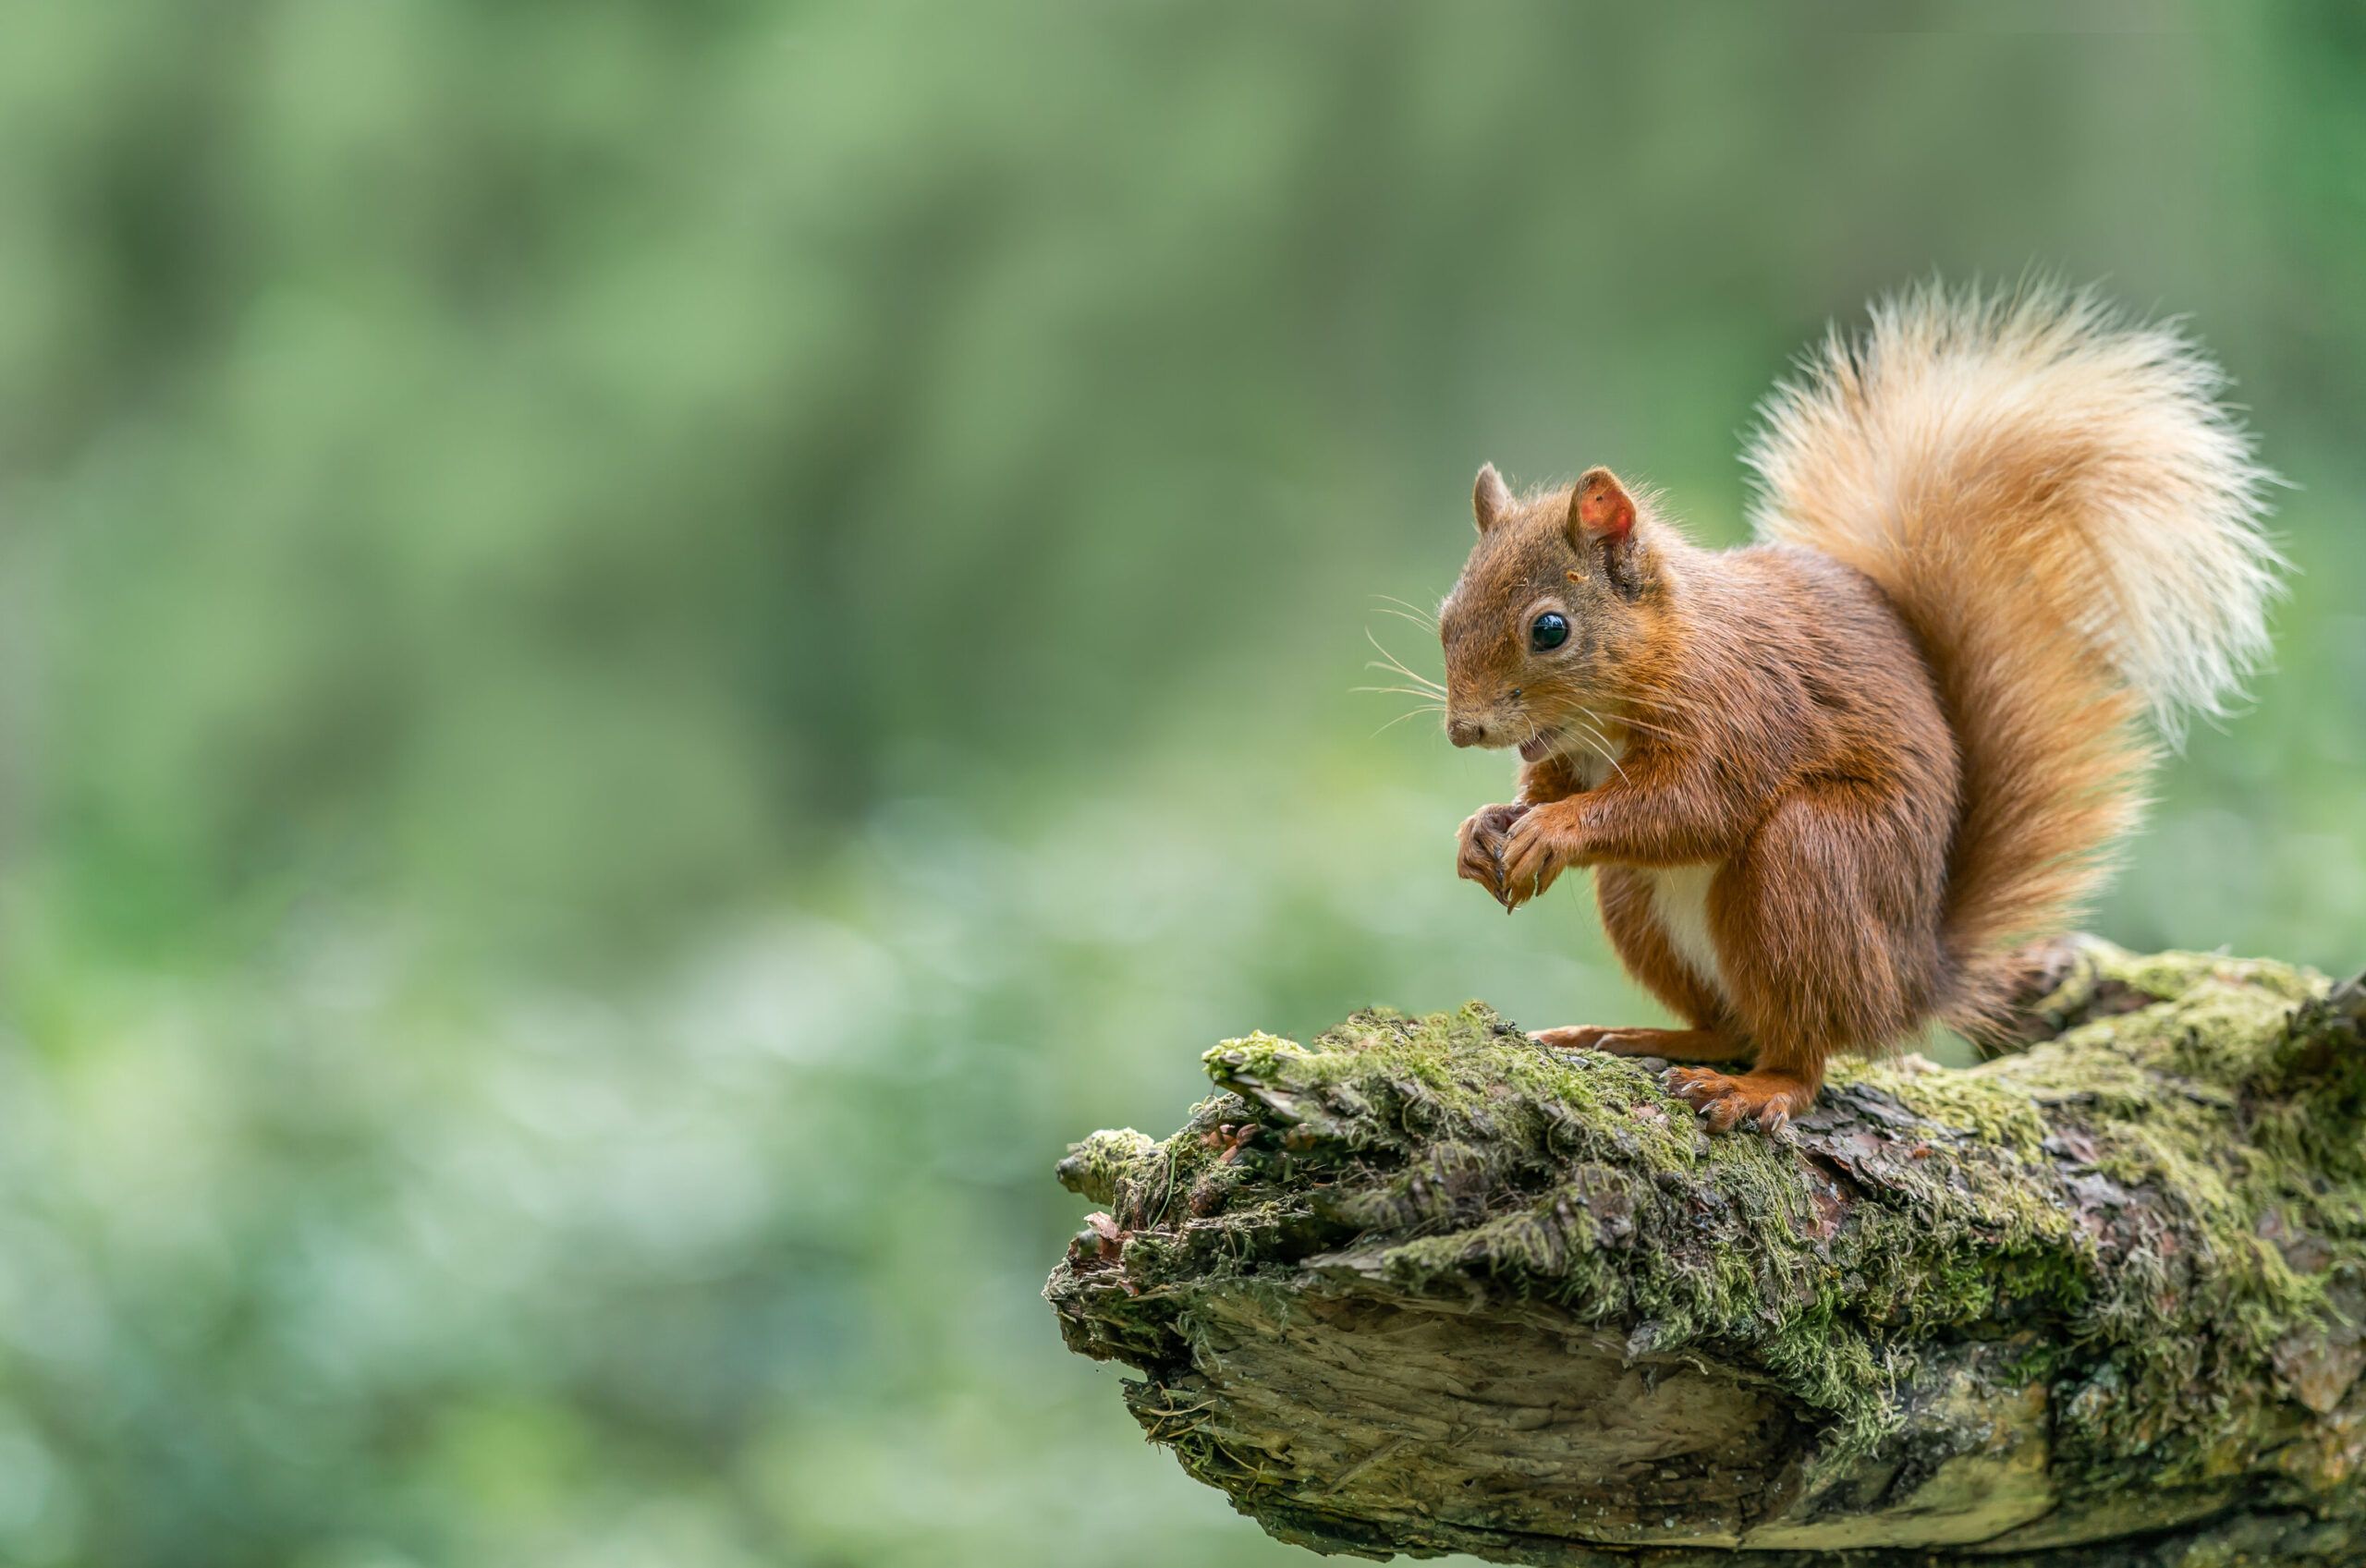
<box><xmin>1045</xmin><ymin>939</ymin><xmax>2366</xmax><ymax>1565</ymax></box>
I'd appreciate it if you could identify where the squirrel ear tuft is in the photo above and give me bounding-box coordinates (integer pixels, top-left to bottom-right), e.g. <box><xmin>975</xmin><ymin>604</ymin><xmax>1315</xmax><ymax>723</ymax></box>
<box><xmin>1568</xmin><ymin>467</ymin><xmax>1636</xmax><ymax>544</ymax></box>
<box><xmin>1472</xmin><ymin>463</ymin><xmax>1511</xmax><ymax>534</ymax></box>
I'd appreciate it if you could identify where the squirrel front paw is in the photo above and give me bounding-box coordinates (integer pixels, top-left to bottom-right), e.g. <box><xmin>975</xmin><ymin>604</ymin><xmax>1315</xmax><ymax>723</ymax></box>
<box><xmin>1498</xmin><ymin>800</ymin><xmax>1588</xmax><ymax>909</ymax></box>
<box><xmin>1456</xmin><ymin>803</ymin><xmax>1530</xmax><ymax>905</ymax></box>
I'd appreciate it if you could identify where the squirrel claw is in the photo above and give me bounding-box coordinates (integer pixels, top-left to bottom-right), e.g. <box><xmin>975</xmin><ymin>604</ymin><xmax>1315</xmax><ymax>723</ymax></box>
<box><xmin>1457</xmin><ymin>802</ymin><xmax>1528</xmax><ymax>907</ymax></box>
<box><xmin>1664</xmin><ymin>1066</ymin><xmax>1815</xmax><ymax>1134</ymax></box>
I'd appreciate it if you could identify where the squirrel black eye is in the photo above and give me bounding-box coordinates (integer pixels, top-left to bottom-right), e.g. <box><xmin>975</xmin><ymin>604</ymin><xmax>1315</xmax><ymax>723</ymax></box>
<box><xmin>1530</xmin><ymin>612</ymin><xmax>1570</xmax><ymax>651</ymax></box>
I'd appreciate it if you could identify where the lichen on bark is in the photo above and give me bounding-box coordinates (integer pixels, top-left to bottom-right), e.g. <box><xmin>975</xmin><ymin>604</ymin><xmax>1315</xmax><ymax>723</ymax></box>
<box><xmin>1045</xmin><ymin>940</ymin><xmax>2366</xmax><ymax>1565</ymax></box>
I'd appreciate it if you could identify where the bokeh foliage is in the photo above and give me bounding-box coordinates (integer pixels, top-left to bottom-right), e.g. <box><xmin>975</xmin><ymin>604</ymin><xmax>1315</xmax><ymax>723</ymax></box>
<box><xmin>0</xmin><ymin>4</ymin><xmax>2359</xmax><ymax>1564</ymax></box>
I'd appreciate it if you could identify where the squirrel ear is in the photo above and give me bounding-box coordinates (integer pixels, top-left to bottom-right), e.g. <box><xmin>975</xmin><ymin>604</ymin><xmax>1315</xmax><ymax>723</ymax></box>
<box><xmin>1472</xmin><ymin>463</ymin><xmax>1511</xmax><ymax>534</ymax></box>
<box><xmin>1567</xmin><ymin>467</ymin><xmax>1636</xmax><ymax>544</ymax></box>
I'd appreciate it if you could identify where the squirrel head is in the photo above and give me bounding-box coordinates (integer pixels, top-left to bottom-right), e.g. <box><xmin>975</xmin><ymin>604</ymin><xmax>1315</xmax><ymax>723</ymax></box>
<box><xmin>1438</xmin><ymin>464</ymin><xmax>1667</xmax><ymax>762</ymax></box>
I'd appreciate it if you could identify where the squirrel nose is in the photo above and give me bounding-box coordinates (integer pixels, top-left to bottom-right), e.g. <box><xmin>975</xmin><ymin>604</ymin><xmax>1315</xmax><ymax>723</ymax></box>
<box><xmin>1447</xmin><ymin>718</ymin><xmax>1486</xmax><ymax>748</ymax></box>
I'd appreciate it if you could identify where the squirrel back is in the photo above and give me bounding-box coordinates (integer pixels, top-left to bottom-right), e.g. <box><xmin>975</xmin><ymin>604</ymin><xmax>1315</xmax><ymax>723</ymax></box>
<box><xmin>1744</xmin><ymin>282</ymin><xmax>2284</xmax><ymax>1033</ymax></box>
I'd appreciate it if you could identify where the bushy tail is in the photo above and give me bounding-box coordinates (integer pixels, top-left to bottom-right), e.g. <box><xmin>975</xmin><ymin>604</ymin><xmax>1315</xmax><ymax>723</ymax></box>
<box><xmin>1745</xmin><ymin>281</ymin><xmax>2284</xmax><ymax>1036</ymax></box>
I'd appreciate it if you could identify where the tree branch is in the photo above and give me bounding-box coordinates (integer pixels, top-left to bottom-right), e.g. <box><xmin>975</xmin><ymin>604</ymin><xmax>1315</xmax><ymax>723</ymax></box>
<box><xmin>1045</xmin><ymin>938</ymin><xmax>2366</xmax><ymax>1565</ymax></box>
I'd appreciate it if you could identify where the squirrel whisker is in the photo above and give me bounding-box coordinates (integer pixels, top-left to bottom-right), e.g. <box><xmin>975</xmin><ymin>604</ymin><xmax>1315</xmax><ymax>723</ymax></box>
<box><xmin>1372</xmin><ymin>706</ymin><xmax>1446</xmax><ymax>736</ymax></box>
<box><xmin>1569</xmin><ymin>720</ymin><xmax>1629</xmax><ymax>784</ymax></box>
<box><xmin>1372</xmin><ymin>594</ymin><xmax>1441</xmax><ymax>630</ymax></box>
<box><xmin>1364</xmin><ymin>627</ymin><xmax>1447</xmax><ymax>694</ymax></box>
<box><xmin>1371</xmin><ymin>604</ymin><xmax>1441</xmax><ymax>634</ymax></box>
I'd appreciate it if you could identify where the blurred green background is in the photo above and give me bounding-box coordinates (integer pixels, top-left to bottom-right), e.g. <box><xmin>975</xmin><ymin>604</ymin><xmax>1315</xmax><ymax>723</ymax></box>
<box><xmin>0</xmin><ymin>3</ymin><xmax>2360</xmax><ymax>1564</ymax></box>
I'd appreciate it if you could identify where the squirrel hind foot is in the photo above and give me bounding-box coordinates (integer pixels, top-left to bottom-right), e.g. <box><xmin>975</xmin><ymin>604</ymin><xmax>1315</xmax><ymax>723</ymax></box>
<box><xmin>1665</xmin><ymin>1065</ymin><xmax>1819</xmax><ymax>1133</ymax></box>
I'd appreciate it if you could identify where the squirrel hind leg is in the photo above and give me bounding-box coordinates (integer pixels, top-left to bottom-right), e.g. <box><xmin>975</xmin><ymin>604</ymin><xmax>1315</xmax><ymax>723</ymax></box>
<box><xmin>1533</xmin><ymin>1026</ymin><xmax>1751</xmax><ymax>1062</ymax></box>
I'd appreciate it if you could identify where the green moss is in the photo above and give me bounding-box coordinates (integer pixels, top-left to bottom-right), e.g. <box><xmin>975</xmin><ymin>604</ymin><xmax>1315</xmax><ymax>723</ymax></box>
<box><xmin>1860</xmin><ymin>1059</ymin><xmax>2050</xmax><ymax>1155</ymax></box>
<box><xmin>1054</xmin><ymin>1127</ymin><xmax>1157</xmax><ymax>1205</ymax></box>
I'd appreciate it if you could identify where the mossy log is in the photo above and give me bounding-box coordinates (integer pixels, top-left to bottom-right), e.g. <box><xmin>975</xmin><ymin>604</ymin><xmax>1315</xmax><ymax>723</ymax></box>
<box><xmin>1045</xmin><ymin>940</ymin><xmax>2366</xmax><ymax>1566</ymax></box>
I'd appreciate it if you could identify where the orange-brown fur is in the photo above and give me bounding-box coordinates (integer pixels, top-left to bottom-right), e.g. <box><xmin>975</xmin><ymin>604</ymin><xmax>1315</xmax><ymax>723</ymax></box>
<box><xmin>1441</xmin><ymin>283</ymin><xmax>2282</xmax><ymax>1132</ymax></box>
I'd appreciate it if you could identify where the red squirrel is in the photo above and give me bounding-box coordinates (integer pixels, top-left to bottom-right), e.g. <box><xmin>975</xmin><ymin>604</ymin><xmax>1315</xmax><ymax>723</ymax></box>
<box><xmin>1440</xmin><ymin>283</ymin><xmax>2283</xmax><ymax>1132</ymax></box>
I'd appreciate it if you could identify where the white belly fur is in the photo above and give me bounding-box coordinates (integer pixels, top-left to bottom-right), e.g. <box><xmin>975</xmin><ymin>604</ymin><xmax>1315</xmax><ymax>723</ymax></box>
<box><xmin>1642</xmin><ymin>863</ymin><xmax>1725</xmax><ymax>996</ymax></box>
<box><xmin>1563</xmin><ymin>735</ymin><xmax>1724</xmax><ymax>994</ymax></box>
